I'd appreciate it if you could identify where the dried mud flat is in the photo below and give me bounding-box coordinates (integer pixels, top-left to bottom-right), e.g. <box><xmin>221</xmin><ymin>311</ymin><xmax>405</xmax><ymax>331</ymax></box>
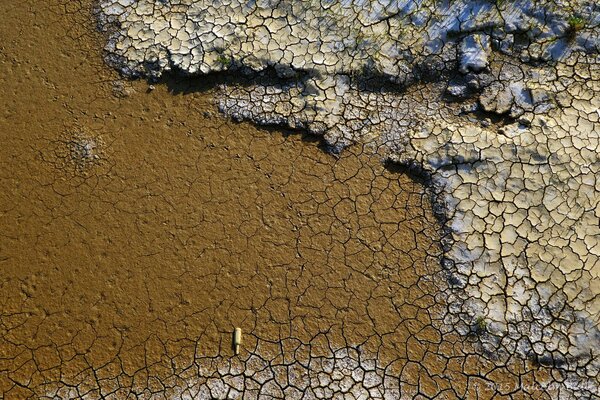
<box><xmin>0</xmin><ymin>1</ymin><xmax>598</xmax><ymax>400</ymax></box>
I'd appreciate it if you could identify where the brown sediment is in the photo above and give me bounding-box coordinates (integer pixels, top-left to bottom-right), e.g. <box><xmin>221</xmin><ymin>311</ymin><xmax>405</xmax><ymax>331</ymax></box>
<box><xmin>0</xmin><ymin>1</ymin><xmax>566</xmax><ymax>399</ymax></box>
<box><xmin>0</xmin><ymin>0</ymin><xmax>441</xmax><ymax>395</ymax></box>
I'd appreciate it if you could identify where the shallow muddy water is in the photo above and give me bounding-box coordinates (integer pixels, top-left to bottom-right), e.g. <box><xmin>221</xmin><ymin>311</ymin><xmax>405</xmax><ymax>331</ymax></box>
<box><xmin>0</xmin><ymin>1</ymin><xmax>591</xmax><ymax>399</ymax></box>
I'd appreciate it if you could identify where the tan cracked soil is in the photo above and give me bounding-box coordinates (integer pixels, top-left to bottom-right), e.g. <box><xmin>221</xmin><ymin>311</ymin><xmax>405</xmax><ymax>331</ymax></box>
<box><xmin>0</xmin><ymin>1</ymin><xmax>564</xmax><ymax>399</ymax></box>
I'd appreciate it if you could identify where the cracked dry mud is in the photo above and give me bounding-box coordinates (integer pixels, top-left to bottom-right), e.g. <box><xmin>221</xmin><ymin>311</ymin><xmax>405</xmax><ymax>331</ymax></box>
<box><xmin>1</xmin><ymin>0</ymin><xmax>600</xmax><ymax>399</ymax></box>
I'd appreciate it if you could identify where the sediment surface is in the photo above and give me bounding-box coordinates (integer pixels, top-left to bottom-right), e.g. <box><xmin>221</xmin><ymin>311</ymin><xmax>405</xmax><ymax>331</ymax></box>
<box><xmin>0</xmin><ymin>0</ymin><xmax>599</xmax><ymax>398</ymax></box>
<box><xmin>97</xmin><ymin>0</ymin><xmax>600</xmax><ymax>397</ymax></box>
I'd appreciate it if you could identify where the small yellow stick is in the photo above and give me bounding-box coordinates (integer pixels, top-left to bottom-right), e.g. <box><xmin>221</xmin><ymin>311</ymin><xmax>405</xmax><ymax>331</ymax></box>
<box><xmin>233</xmin><ymin>327</ymin><xmax>242</xmax><ymax>355</ymax></box>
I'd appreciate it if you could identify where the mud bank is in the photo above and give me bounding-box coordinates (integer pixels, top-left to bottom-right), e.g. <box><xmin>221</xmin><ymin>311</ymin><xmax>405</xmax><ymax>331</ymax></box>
<box><xmin>1</xmin><ymin>0</ymin><xmax>446</xmax><ymax>398</ymax></box>
<box><xmin>0</xmin><ymin>0</ymin><xmax>598</xmax><ymax>398</ymax></box>
<box><xmin>96</xmin><ymin>0</ymin><xmax>600</xmax><ymax>397</ymax></box>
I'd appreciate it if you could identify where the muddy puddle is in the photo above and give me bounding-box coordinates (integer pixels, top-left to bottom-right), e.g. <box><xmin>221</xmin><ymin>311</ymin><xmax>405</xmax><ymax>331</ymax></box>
<box><xmin>0</xmin><ymin>0</ymin><xmax>579</xmax><ymax>398</ymax></box>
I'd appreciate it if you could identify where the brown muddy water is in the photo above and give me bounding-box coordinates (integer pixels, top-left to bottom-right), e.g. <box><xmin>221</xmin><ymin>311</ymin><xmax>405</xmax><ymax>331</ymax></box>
<box><xmin>0</xmin><ymin>1</ymin><xmax>561</xmax><ymax>399</ymax></box>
